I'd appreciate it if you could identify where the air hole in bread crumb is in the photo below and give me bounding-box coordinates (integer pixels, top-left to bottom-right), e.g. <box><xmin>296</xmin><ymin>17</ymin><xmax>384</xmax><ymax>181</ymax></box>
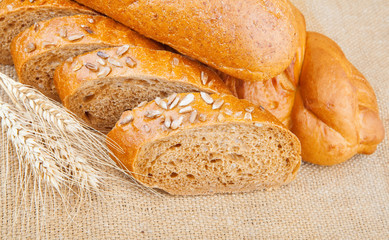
<box><xmin>170</xmin><ymin>172</ymin><xmax>178</xmax><ymax>178</ymax></box>
<box><xmin>278</xmin><ymin>144</ymin><xmax>282</xmax><ymax>149</ymax></box>
<box><xmin>83</xmin><ymin>94</ymin><xmax>95</xmax><ymax>102</ymax></box>
<box><xmin>186</xmin><ymin>174</ymin><xmax>195</xmax><ymax>179</ymax></box>
<box><xmin>168</xmin><ymin>161</ymin><xmax>176</xmax><ymax>166</ymax></box>
<box><xmin>169</xmin><ymin>143</ymin><xmax>182</xmax><ymax>149</ymax></box>
<box><xmin>210</xmin><ymin>159</ymin><xmax>222</xmax><ymax>163</ymax></box>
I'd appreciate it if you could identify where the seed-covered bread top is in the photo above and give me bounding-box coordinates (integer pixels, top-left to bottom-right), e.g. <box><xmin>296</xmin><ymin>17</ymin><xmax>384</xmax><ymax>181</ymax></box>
<box><xmin>0</xmin><ymin>0</ymin><xmax>95</xmax><ymax>64</ymax></box>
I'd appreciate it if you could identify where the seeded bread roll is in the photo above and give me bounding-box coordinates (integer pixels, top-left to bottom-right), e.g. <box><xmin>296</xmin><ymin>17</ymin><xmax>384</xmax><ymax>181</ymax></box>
<box><xmin>222</xmin><ymin>2</ymin><xmax>306</xmax><ymax>128</ymax></box>
<box><xmin>291</xmin><ymin>32</ymin><xmax>385</xmax><ymax>165</ymax></box>
<box><xmin>107</xmin><ymin>93</ymin><xmax>302</xmax><ymax>195</ymax></box>
<box><xmin>54</xmin><ymin>46</ymin><xmax>232</xmax><ymax>132</ymax></box>
<box><xmin>11</xmin><ymin>14</ymin><xmax>163</xmax><ymax>101</ymax></box>
<box><xmin>0</xmin><ymin>0</ymin><xmax>95</xmax><ymax>65</ymax></box>
<box><xmin>74</xmin><ymin>0</ymin><xmax>299</xmax><ymax>82</ymax></box>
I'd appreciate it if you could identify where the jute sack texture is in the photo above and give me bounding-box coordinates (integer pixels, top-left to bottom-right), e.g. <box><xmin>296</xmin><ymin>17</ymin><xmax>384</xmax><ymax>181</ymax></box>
<box><xmin>1</xmin><ymin>0</ymin><xmax>388</xmax><ymax>238</ymax></box>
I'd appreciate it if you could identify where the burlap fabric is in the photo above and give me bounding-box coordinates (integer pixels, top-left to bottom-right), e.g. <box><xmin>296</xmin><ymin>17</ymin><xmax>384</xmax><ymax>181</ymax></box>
<box><xmin>1</xmin><ymin>0</ymin><xmax>388</xmax><ymax>238</ymax></box>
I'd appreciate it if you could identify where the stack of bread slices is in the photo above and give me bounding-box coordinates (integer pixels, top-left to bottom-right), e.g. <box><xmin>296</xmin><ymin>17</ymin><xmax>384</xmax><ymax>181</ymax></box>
<box><xmin>1</xmin><ymin>0</ymin><xmax>384</xmax><ymax>195</ymax></box>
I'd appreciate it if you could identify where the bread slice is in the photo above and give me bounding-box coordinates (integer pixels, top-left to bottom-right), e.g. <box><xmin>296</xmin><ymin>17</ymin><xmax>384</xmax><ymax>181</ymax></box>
<box><xmin>0</xmin><ymin>0</ymin><xmax>95</xmax><ymax>65</ymax></box>
<box><xmin>107</xmin><ymin>93</ymin><xmax>301</xmax><ymax>195</ymax></box>
<box><xmin>11</xmin><ymin>14</ymin><xmax>163</xmax><ymax>101</ymax></box>
<box><xmin>54</xmin><ymin>46</ymin><xmax>232</xmax><ymax>132</ymax></box>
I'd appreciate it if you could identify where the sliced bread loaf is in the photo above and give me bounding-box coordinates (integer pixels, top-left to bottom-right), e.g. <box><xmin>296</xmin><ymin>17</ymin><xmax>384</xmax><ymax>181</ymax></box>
<box><xmin>54</xmin><ymin>46</ymin><xmax>232</xmax><ymax>132</ymax></box>
<box><xmin>0</xmin><ymin>0</ymin><xmax>95</xmax><ymax>65</ymax></box>
<box><xmin>107</xmin><ymin>93</ymin><xmax>301</xmax><ymax>195</ymax></box>
<box><xmin>11</xmin><ymin>14</ymin><xmax>163</xmax><ymax>101</ymax></box>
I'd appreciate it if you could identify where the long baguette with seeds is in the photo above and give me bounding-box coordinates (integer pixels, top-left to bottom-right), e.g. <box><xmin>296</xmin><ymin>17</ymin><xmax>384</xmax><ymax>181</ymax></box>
<box><xmin>108</xmin><ymin>93</ymin><xmax>301</xmax><ymax>195</ymax></box>
<box><xmin>11</xmin><ymin>14</ymin><xmax>163</xmax><ymax>101</ymax></box>
<box><xmin>0</xmin><ymin>0</ymin><xmax>96</xmax><ymax>65</ymax></box>
<box><xmin>54</xmin><ymin>46</ymin><xmax>231</xmax><ymax>132</ymax></box>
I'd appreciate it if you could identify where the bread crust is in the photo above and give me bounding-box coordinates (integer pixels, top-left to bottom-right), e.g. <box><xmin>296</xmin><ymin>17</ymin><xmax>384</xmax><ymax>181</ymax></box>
<box><xmin>74</xmin><ymin>0</ymin><xmax>299</xmax><ymax>82</ymax></box>
<box><xmin>11</xmin><ymin>14</ymin><xmax>163</xmax><ymax>100</ymax></box>
<box><xmin>291</xmin><ymin>32</ymin><xmax>385</xmax><ymax>165</ymax></box>
<box><xmin>0</xmin><ymin>0</ymin><xmax>95</xmax><ymax>65</ymax></box>
<box><xmin>222</xmin><ymin>2</ymin><xmax>306</xmax><ymax>128</ymax></box>
<box><xmin>107</xmin><ymin>93</ymin><xmax>302</xmax><ymax>195</ymax></box>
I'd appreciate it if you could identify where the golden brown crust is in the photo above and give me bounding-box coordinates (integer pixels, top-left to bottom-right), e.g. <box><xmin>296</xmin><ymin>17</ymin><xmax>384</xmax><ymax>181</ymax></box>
<box><xmin>54</xmin><ymin>46</ymin><xmax>231</xmax><ymax>104</ymax></box>
<box><xmin>74</xmin><ymin>0</ymin><xmax>299</xmax><ymax>82</ymax></box>
<box><xmin>11</xmin><ymin>14</ymin><xmax>163</xmax><ymax>100</ymax></box>
<box><xmin>291</xmin><ymin>32</ymin><xmax>385</xmax><ymax>166</ymax></box>
<box><xmin>0</xmin><ymin>0</ymin><xmax>95</xmax><ymax>64</ymax></box>
<box><xmin>222</xmin><ymin>2</ymin><xmax>306</xmax><ymax>128</ymax></box>
<box><xmin>107</xmin><ymin>93</ymin><xmax>298</xmax><ymax>174</ymax></box>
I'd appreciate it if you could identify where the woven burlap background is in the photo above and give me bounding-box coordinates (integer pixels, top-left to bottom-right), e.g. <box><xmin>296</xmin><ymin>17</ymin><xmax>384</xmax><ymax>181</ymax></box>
<box><xmin>1</xmin><ymin>0</ymin><xmax>388</xmax><ymax>238</ymax></box>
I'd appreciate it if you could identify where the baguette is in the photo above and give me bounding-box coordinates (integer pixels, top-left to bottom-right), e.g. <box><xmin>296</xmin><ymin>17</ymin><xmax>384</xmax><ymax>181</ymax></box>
<box><xmin>54</xmin><ymin>46</ymin><xmax>232</xmax><ymax>132</ymax></box>
<box><xmin>0</xmin><ymin>0</ymin><xmax>95</xmax><ymax>65</ymax></box>
<box><xmin>107</xmin><ymin>93</ymin><xmax>301</xmax><ymax>195</ymax></box>
<box><xmin>290</xmin><ymin>32</ymin><xmax>385</xmax><ymax>165</ymax></box>
<box><xmin>222</xmin><ymin>2</ymin><xmax>306</xmax><ymax>128</ymax></box>
<box><xmin>11</xmin><ymin>14</ymin><xmax>163</xmax><ymax>101</ymax></box>
<box><xmin>74</xmin><ymin>0</ymin><xmax>299</xmax><ymax>82</ymax></box>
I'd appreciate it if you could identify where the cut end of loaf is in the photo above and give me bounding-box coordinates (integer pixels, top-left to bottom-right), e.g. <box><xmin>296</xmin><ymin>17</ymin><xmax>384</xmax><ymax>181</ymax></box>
<box><xmin>66</xmin><ymin>77</ymin><xmax>213</xmax><ymax>132</ymax></box>
<box><xmin>135</xmin><ymin>123</ymin><xmax>301</xmax><ymax>195</ymax></box>
<box><xmin>0</xmin><ymin>9</ymin><xmax>92</xmax><ymax>65</ymax></box>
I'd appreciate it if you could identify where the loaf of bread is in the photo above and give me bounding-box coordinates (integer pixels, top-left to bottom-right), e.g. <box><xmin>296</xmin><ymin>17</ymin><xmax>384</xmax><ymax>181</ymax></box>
<box><xmin>290</xmin><ymin>32</ymin><xmax>385</xmax><ymax>165</ymax></box>
<box><xmin>222</xmin><ymin>2</ymin><xmax>306</xmax><ymax>128</ymax></box>
<box><xmin>0</xmin><ymin>0</ymin><xmax>95</xmax><ymax>65</ymax></box>
<box><xmin>107</xmin><ymin>93</ymin><xmax>301</xmax><ymax>195</ymax></box>
<box><xmin>54</xmin><ymin>46</ymin><xmax>232</xmax><ymax>132</ymax></box>
<box><xmin>11</xmin><ymin>14</ymin><xmax>163</xmax><ymax>101</ymax></box>
<box><xmin>74</xmin><ymin>0</ymin><xmax>299</xmax><ymax>82</ymax></box>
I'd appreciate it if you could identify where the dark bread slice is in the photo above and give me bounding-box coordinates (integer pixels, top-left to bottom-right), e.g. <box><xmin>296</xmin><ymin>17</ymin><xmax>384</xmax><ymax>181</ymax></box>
<box><xmin>54</xmin><ymin>46</ymin><xmax>232</xmax><ymax>132</ymax></box>
<box><xmin>11</xmin><ymin>14</ymin><xmax>163</xmax><ymax>101</ymax></box>
<box><xmin>107</xmin><ymin>93</ymin><xmax>302</xmax><ymax>195</ymax></box>
<box><xmin>0</xmin><ymin>0</ymin><xmax>95</xmax><ymax>65</ymax></box>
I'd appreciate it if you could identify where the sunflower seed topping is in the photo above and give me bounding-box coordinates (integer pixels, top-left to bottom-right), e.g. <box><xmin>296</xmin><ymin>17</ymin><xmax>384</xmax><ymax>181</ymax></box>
<box><xmin>66</xmin><ymin>57</ymin><xmax>74</xmax><ymax>63</ymax></box>
<box><xmin>178</xmin><ymin>93</ymin><xmax>194</xmax><ymax>107</ymax></box>
<box><xmin>172</xmin><ymin>57</ymin><xmax>179</xmax><ymax>66</ymax></box>
<box><xmin>59</xmin><ymin>28</ymin><xmax>67</xmax><ymax>38</ymax></box>
<box><xmin>42</xmin><ymin>41</ymin><xmax>56</xmax><ymax>48</ymax></box>
<box><xmin>164</xmin><ymin>116</ymin><xmax>172</xmax><ymax>128</ymax></box>
<box><xmin>137</xmin><ymin>101</ymin><xmax>147</xmax><ymax>108</ymax></box>
<box><xmin>167</xmin><ymin>93</ymin><xmax>178</xmax><ymax>105</ymax></box>
<box><xmin>171</xmin><ymin>116</ymin><xmax>184</xmax><ymax>130</ymax></box>
<box><xmin>259</xmin><ymin>105</ymin><xmax>265</xmax><ymax>111</ymax></box>
<box><xmin>244</xmin><ymin>112</ymin><xmax>252</xmax><ymax>120</ymax></box>
<box><xmin>125</xmin><ymin>57</ymin><xmax>137</xmax><ymax>68</ymax></box>
<box><xmin>96</xmin><ymin>58</ymin><xmax>106</xmax><ymax>66</ymax></box>
<box><xmin>145</xmin><ymin>110</ymin><xmax>162</xmax><ymax>118</ymax></box>
<box><xmin>97</xmin><ymin>51</ymin><xmax>110</xmax><ymax>59</ymax></box>
<box><xmin>143</xmin><ymin>125</ymin><xmax>151</xmax><ymax>132</ymax></box>
<box><xmin>108</xmin><ymin>58</ymin><xmax>123</xmax><ymax>67</ymax></box>
<box><xmin>24</xmin><ymin>43</ymin><xmax>36</xmax><ymax>53</ymax></box>
<box><xmin>200</xmin><ymin>92</ymin><xmax>214</xmax><ymax>104</ymax></box>
<box><xmin>217</xmin><ymin>113</ymin><xmax>225</xmax><ymax>122</ymax></box>
<box><xmin>169</xmin><ymin>96</ymin><xmax>180</xmax><ymax>109</ymax></box>
<box><xmin>155</xmin><ymin>97</ymin><xmax>168</xmax><ymax>110</ymax></box>
<box><xmin>117</xmin><ymin>45</ymin><xmax>130</xmax><ymax>56</ymax></box>
<box><xmin>224</xmin><ymin>108</ymin><xmax>233</xmax><ymax>116</ymax></box>
<box><xmin>190</xmin><ymin>110</ymin><xmax>197</xmax><ymax>123</ymax></box>
<box><xmin>179</xmin><ymin>106</ymin><xmax>193</xmax><ymax>114</ymax></box>
<box><xmin>72</xmin><ymin>61</ymin><xmax>83</xmax><ymax>72</ymax></box>
<box><xmin>88</xmin><ymin>18</ymin><xmax>95</xmax><ymax>24</ymax></box>
<box><xmin>255</xmin><ymin>123</ymin><xmax>263</xmax><ymax>127</ymax></box>
<box><xmin>199</xmin><ymin>114</ymin><xmax>207</xmax><ymax>122</ymax></box>
<box><xmin>245</xmin><ymin>107</ymin><xmax>255</xmax><ymax>113</ymax></box>
<box><xmin>33</xmin><ymin>22</ymin><xmax>39</xmax><ymax>31</ymax></box>
<box><xmin>97</xmin><ymin>66</ymin><xmax>111</xmax><ymax>78</ymax></box>
<box><xmin>201</xmin><ymin>71</ymin><xmax>208</xmax><ymax>85</ymax></box>
<box><xmin>80</xmin><ymin>25</ymin><xmax>94</xmax><ymax>34</ymax></box>
<box><xmin>119</xmin><ymin>114</ymin><xmax>133</xmax><ymax>125</ymax></box>
<box><xmin>67</xmin><ymin>34</ymin><xmax>84</xmax><ymax>41</ymax></box>
<box><xmin>212</xmin><ymin>99</ymin><xmax>224</xmax><ymax>110</ymax></box>
<box><xmin>84</xmin><ymin>62</ymin><xmax>99</xmax><ymax>72</ymax></box>
<box><xmin>234</xmin><ymin>111</ymin><xmax>243</xmax><ymax>118</ymax></box>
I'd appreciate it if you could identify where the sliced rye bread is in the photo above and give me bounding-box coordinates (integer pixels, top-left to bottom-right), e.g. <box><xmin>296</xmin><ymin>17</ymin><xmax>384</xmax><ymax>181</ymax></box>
<box><xmin>0</xmin><ymin>0</ymin><xmax>96</xmax><ymax>65</ymax></box>
<box><xmin>107</xmin><ymin>93</ymin><xmax>302</xmax><ymax>195</ymax></box>
<box><xmin>54</xmin><ymin>46</ymin><xmax>232</xmax><ymax>132</ymax></box>
<box><xmin>11</xmin><ymin>14</ymin><xmax>163</xmax><ymax>101</ymax></box>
